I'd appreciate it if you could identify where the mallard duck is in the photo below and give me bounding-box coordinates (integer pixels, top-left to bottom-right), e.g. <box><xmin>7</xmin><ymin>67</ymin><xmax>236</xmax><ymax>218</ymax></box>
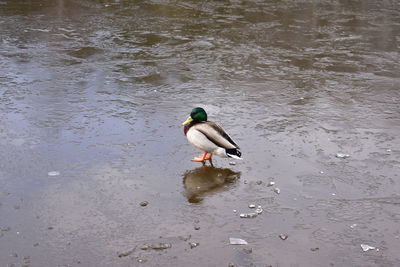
<box><xmin>182</xmin><ymin>107</ymin><xmax>242</xmax><ymax>164</ymax></box>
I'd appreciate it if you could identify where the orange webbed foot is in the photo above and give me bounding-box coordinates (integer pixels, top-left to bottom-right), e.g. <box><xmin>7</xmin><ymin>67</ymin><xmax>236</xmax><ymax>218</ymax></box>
<box><xmin>191</xmin><ymin>152</ymin><xmax>212</xmax><ymax>162</ymax></box>
<box><xmin>191</xmin><ymin>156</ymin><xmax>205</xmax><ymax>162</ymax></box>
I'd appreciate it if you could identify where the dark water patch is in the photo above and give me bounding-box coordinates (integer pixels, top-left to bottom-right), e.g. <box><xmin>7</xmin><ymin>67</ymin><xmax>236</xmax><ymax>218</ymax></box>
<box><xmin>325</xmin><ymin>63</ymin><xmax>359</xmax><ymax>73</ymax></box>
<box><xmin>66</xmin><ymin>46</ymin><xmax>103</xmax><ymax>59</ymax></box>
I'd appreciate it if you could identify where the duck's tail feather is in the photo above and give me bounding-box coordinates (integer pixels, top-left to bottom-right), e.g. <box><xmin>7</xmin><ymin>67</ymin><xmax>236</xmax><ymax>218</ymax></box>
<box><xmin>226</xmin><ymin>148</ymin><xmax>242</xmax><ymax>160</ymax></box>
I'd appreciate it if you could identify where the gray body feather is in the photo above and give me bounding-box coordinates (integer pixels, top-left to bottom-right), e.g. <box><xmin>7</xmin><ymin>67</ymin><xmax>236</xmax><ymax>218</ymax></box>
<box><xmin>186</xmin><ymin>122</ymin><xmax>241</xmax><ymax>158</ymax></box>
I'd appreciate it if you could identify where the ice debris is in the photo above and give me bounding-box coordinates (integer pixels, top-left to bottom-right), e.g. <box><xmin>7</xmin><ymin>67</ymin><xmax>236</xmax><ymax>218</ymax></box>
<box><xmin>240</xmin><ymin>213</ymin><xmax>257</xmax><ymax>218</ymax></box>
<box><xmin>361</xmin><ymin>244</ymin><xmax>376</xmax><ymax>252</ymax></box>
<box><xmin>274</xmin><ymin>188</ymin><xmax>281</xmax><ymax>194</ymax></box>
<box><xmin>229</xmin><ymin>238</ymin><xmax>248</xmax><ymax>245</ymax></box>
<box><xmin>118</xmin><ymin>249</ymin><xmax>134</xmax><ymax>258</ymax></box>
<box><xmin>47</xmin><ymin>171</ymin><xmax>60</xmax><ymax>176</ymax></box>
<box><xmin>335</xmin><ymin>153</ymin><xmax>350</xmax><ymax>159</ymax></box>
<box><xmin>241</xmin><ymin>204</ymin><xmax>263</xmax><ymax>217</ymax></box>
<box><xmin>189</xmin><ymin>242</ymin><xmax>199</xmax><ymax>249</ymax></box>
<box><xmin>279</xmin><ymin>234</ymin><xmax>288</xmax><ymax>240</ymax></box>
<box><xmin>139</xmin><ymin>201</ymin><xmax>148</xmax><ymax>207</ymax></box>
<box><xmin>255</xmin><ymin>206</ymin><xmax>263</xmax><ymax>214</ymax></box>
<box><xmin>140</xmin><ymin>243</ymin><xmax>172</xmax><ymax>250</ymax></box>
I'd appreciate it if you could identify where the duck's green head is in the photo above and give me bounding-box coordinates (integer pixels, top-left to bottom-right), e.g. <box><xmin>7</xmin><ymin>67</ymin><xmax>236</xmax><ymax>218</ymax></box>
<box><xmin>182</xmin><ymin>107</ymin><xmax>207</xmax><ymax>125</ymax></box>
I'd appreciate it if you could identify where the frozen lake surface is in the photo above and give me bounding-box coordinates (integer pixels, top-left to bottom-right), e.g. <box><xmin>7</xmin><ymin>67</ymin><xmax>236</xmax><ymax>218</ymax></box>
<box><xmin>1</xmin><ymin>0</ymin><xmax>400</xmax><ymax>266</ymax></box>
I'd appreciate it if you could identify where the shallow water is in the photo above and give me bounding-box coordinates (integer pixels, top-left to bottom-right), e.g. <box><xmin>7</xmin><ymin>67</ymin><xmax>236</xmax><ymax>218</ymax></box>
<box><xmin>1</xmin><ymin>0</ymin><xmax>400</xmax><ymax>266</ymax></box>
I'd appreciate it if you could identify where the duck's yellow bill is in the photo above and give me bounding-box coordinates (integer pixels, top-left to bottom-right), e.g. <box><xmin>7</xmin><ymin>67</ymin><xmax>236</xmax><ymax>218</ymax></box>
<box><xmin>182</xmin><ymin>116</ymin><xmax>193</xmax><ymax>125</ymax></box>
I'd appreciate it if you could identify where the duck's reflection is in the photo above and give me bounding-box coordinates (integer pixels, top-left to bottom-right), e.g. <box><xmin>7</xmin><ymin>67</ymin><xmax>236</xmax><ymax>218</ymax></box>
<box><xmin>182</xmin><ymin>166</ymin><xmax>241</xmax><ymax>203</ymax></box>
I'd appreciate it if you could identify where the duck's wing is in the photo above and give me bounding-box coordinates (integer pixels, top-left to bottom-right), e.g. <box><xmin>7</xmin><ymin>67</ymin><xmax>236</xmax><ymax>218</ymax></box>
<box><xmin>194</xmin><ymin>121</ymin><xmax>239</xmax><ymax>149</ymax></box>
